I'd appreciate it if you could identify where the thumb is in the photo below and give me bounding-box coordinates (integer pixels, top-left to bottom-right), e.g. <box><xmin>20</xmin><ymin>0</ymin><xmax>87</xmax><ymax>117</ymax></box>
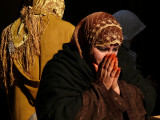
<box><xmin>93</xmin><ymin>63</ymin><xmax>98</xmax><ymax>72</ymax></box>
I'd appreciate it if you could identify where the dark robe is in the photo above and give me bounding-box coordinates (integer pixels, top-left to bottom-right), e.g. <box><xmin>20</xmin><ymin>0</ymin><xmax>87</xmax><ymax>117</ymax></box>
<box><xmin>35</xmin><ymin>43</ymin><xmax>146</xmax><ymax>120</ymax></box>
<box><xmin>118</xmin><ymin>46</ymin><xmax>157</xmax><ymax>117</ymax></box>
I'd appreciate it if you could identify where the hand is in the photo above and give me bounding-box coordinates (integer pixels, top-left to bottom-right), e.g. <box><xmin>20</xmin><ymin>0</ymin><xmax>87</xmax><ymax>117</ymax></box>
<box><xmin>93</xmin><ymin>54</ymin><xmax>121</xmax><ymax>94</ymax></box>
<box><xmin>110</xmin><ymin>57</ymin><xmax>121</xmax><ymax>95</ymax></box>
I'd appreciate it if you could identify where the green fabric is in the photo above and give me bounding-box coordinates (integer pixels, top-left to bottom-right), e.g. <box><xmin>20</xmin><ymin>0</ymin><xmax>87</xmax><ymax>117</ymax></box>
<box><xmin>117</xmin><ymin>46</ymin><xmax>157</xmax><ymax>116</ymax></box>
<box><xmin>35</xmin><ymin>43</ymin><xmax>95</xmax><ymax>120</ymax></box>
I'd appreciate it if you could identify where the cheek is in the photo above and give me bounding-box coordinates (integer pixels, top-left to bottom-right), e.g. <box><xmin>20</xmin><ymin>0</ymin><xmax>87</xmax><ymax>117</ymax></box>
<box><xmin>114</xmin><ymin>51</ymin><xmax>118</xmax><ymax>56</ymax></box>
<box><xmin>92</xmin><ymin>51</ymin><xmax>106</xmax><ymax>65</ymax></box>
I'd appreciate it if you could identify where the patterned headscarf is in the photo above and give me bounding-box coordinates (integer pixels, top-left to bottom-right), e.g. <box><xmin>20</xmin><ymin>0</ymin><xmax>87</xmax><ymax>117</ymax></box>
<box><xmin>113</xmin><ymin>10</ymin><xmax>146</xmax><ymax>41</ymax></box>
<box><xmin>71</xmin><ymin>12</ymin><xmax>123</xmax><ymax>59</ymax></box>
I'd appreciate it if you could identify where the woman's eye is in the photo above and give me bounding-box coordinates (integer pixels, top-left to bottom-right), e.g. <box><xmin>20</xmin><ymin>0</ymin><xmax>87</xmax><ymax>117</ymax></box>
<box><xmin>96</xmin><ymin>46</ymin><xmax>110</xmax><ymax>51</ymax></box>
<box><xmin>113</xmin><ymin>48</ymin><xmax>118</xmax><ymax>51</ymax></box>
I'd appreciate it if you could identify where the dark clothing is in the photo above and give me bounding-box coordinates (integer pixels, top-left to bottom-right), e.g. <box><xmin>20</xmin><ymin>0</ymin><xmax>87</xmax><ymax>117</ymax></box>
<box><xmin>36</xmin><ymin>43</ymin><xmax>147</xmax><ymax>120</ymax></box>
<box><xmin>36</xmin><ymin>43</ymin><xmax>93</xmax><ymax>120</ymax></box>
<box><xmin>118</xmin><ymin>47</ymin><xmax>157</xmax><ymax>116</ymax></box>
<box><xmin>75</xmin><ymin>80</ymin><xmax>146</xmax><ymax>120</ymax></box>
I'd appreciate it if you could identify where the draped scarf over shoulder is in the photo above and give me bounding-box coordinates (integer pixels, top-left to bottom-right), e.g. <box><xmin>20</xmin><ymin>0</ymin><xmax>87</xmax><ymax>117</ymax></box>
<box><xmin>0</xmin><ymin>0</ymin><xmax>65</xmax><ymax>87</ymax></box>
<box><xmin>36</xmin><ymin>43</ymin><xmax>96</xmax><ymax>120</ymax></box>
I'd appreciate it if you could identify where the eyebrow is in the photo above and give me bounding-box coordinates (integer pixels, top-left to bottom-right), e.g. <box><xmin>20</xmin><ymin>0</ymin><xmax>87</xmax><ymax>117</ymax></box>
<box><xmin>110</xmin><ymin>43</ymin><xmax>120</xmax><ymax>47</ymax></box>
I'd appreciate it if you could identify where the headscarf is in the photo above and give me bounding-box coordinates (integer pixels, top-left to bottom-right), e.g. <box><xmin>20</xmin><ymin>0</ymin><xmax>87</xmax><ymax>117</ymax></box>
<box><xmin>113</xmin><ymin>10</ymin><xmax>146</xmax><ymax>42</ymax></box>
<box><xmin>113</xmin><ymin>10</ymin><xmax>146</xmax><ymax>63</ymax></box>
<box><xmin>32</xmin><ymin>0</ymin><xmax>65</xmax><ymax>18</ymax></box>
<box><xmin>0</xmin><ymin>0</ymin><xmax>65</xmax><ymax>87</ymax></box>
<box><xmin>71</xmin><ymin>12</ymin><xmax>123</xmax><ymax>59</ymax></box>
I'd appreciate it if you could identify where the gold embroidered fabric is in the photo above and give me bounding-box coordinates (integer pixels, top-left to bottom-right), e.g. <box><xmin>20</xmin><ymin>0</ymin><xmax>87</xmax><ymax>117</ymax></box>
<box><xmin>0</xmin><ymin>1</ymin><xmax>75</xmax><ymax>120</ymax></box>
<box><xmin>89</xmin><ymin>17</ymin><xmax>123</xmax><ymax>47</ymax></box>
<box><xmin>71</xmin><ymin>12</ymin><xmax>123</xmax><ymax>58</ymax></box>
<box><xmin>33</xmin><ymin>0</ymin><xmax>65</xmax><ymax>18</ymax></box>
<box><xmin>0</xmin><ymin>0</ymin><xmax>65</xmax><ymax>86</ymax></box>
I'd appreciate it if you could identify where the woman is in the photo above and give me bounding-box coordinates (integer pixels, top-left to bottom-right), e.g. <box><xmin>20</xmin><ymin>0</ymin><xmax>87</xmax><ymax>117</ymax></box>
<box><xmin>0</xmin><ymin>0</ymin><xmax>75</xmax><ymax>120</ymax></box>
<box><xmin>36</xmin><ymin>12</ymin><xmax>146</xmax><ymax>120</ymax></box>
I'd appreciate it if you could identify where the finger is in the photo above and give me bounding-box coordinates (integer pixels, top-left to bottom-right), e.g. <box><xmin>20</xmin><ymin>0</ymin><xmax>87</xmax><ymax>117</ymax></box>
<box><xmin>101</xmin><ymin>54</ymin><xmax>109</xmax><ymax>69</ymax></box>
<box><xmin>107</xmin><ymin>57</ymin><xmax>116</xmax><ymax>75</ymax></box>
<box><xmin>102</xmin><ymin>69</ymin><xmax>113</xmax><ymax>89</ymax></box>
<box><xmin>93</xmin><ymin>63</ymin><xmax>98</xmax><ymax>72</ymax></box>
<box><xmin>97</xmin><ymin>55</ymin><xmax>109</xmax><ymax>79</ymax></box>
<box><xmin>114</xmin><ymin>57</ymin><xmax>118</xmax><ymax>69</ymax></box>
<box><xmin>105</xmin><ymin>54</ymin><xmax>114</xmax><ymax>70</ymax></box>
<box><xmin>111</xmin><ymin>68</ymin><xmax>120</xmax><ymax>90</ymax></box>
<box><xmin>103</xmin><ymin>57</ymin><xmax>116</xmax><ymax>82</ymax></box>
<box><xmin>110</xmin><ymin>67</ymin><xmax>118</xmax><ymax>78</ymax></box>
<box><xmin>115</xmin><ymin>67</ymin><xmax>121</xmax><ymax>79</ymax></box>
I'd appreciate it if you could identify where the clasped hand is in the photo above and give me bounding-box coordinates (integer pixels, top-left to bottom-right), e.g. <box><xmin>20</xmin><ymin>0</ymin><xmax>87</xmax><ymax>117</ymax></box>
<box><xmin>93</xmin><ymin>54</ymin><xmax>121</xmax><ymax>95</ymax></box>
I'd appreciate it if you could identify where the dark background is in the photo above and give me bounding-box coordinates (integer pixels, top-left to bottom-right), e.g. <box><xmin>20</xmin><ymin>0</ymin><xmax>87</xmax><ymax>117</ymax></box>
<box><xmin>0</xmin><ymin>0</ymin><xmax>159</xmax><ymax>119</ymax></box>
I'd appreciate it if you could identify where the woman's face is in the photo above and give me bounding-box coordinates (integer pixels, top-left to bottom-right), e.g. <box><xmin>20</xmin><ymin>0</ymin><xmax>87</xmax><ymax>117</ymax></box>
<box><xmin>90</xmin><ymin>44</ymin><xmax>119</xmax><ymax>65</ymax></box>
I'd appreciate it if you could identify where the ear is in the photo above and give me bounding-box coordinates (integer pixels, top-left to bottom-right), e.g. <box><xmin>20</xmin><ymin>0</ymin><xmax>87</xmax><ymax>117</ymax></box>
<box><xmin>93</xmin><ymin>63</ymin><xmax>98</xmax><ymax>72</ymax></box>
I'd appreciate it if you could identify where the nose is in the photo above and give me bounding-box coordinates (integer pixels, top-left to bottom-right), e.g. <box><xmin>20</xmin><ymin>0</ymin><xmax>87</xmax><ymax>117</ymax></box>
<box><xmin>106</xmin><ymin>52</ymin><xmax>117</xmax><ymax>57</ymax></box>
<box><xmin>107</xmin><ymin>50</ymin><xmax>112</xmax><ymax>55</ymax></box>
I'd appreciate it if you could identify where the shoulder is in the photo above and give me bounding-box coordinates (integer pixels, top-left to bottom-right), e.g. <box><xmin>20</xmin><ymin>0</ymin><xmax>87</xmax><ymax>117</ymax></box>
<box><xmin>43</xmin><ymin>15</ymin><xmax>75</xmax><ymax>31</ymax></box>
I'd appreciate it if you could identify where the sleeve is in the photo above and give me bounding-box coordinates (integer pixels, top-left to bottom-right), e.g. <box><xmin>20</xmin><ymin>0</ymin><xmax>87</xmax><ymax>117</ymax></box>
<box><xmin>122</xmin><ymin>65</ymin><xmax>156</xmax><ymax>116</ymax></box>
<box><xmin>118</xmin><ymin>47</ymin><xmax>157</xmax><ymax>116</ymax></box>
<box><xmin>75</xmin><ymin>81</ymin><xmax>127</xmax><ymax>120</ymax></box>
<box><xmin>119</xmin><ymin>80</ymin><xmax>147</xmax><ymax>120</ymax></box>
